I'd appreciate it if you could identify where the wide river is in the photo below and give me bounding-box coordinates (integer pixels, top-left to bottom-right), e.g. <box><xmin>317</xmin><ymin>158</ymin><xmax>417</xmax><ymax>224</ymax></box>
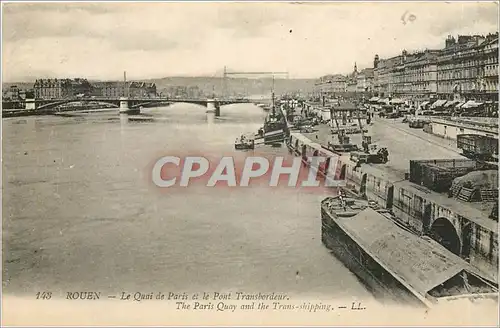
<box><xmin>2</xmin><ymin>103</ymin><xmax>373</xmax><ymax>302</ymax></box>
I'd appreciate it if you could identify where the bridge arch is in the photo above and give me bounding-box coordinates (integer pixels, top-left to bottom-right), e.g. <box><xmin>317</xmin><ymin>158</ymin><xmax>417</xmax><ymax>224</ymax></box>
<box><xmin>429</xmin><ymin>217</ymin><xmax>461</xmax><ymax>256</ymax></box>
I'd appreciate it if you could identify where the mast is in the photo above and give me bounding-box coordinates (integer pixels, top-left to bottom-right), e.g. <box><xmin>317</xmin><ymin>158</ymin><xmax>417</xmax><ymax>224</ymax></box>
<box><xmin>271</xmin><ymin>75</ymin><xmax>276</xmax><ymax>117</ymax></box>
<box><xmin>123</xmin><ymin>71</ymin><xmax>128</xmax><ymax>97</ymax></box>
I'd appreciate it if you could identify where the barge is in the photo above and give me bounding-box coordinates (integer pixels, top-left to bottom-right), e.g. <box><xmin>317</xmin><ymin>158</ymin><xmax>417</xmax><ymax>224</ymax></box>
<box><xmin>320</xmin><ymin>196</ymin><xmax>498</xmax><ymax>308</ymax></box>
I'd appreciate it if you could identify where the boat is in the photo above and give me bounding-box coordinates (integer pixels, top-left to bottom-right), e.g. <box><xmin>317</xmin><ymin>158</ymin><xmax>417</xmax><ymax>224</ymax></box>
<box><xmin>320</xmin><ymin>195</ymin><xmax>498</xmax><ymax>308</ymax></box>
<box><xmin>234</xmin><ymin>134</ymin><xmax>255</xmax><ymax>150</ymax></box>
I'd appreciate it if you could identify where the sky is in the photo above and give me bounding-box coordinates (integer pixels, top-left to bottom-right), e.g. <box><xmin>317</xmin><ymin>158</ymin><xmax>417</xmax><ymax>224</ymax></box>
<box><xmin>2</xmin><ymin>1</ymin><xmax>498</xmax><ymax>82</ymax></box>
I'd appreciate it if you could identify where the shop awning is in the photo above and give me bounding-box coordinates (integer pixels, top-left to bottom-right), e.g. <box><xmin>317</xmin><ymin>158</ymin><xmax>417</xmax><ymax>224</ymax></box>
<box><xmin>430</xmin><ymin>99</ymin><xmax>447</xmax><ymax>108</ymax></box>
<box><xmin>378</xmin><ymin>98</ymin><xmax>390</xmax><ymax>104</ymax></box>
<box><xmin>369</xmin><ymin>97</ymin><xmax>379</xmax><ymax>102</ymax></box>
<box><xmin>462</xmin><ymin>100</ymin><xmax>484</xmax><ymax>109</ymax></box>
<box><xmin>455</xmin><ymin>102</ymin><xmax>466</xmax><ymax>108</ymax></box>
<box><xmin>390</xmin><ymin>98</ymin><xmax>405</xmax><ymax>104</ymax></box>
<box><xmin>444</xmin><ymin>100</ymin><xmax>459</xmax><ymax>107</ymax></box>
<box><xmin>420</xmin><ymin>101</ymin><xmax>430</xmax><ymax>107</ymax></box>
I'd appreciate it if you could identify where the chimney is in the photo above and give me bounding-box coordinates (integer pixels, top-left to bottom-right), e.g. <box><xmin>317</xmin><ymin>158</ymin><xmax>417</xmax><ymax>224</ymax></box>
<box><xmin>373</xmin><ymin>54</ymin><xmax>379</xmax><ymax>69</ymax></box>
<box><xmin>445</xmin><ymin>35</ymin><xmax>456</xmax><ymax>48</ymax></box>
<box><xmin>401</xmin><ymin>50</ymin><xmax>407</xmax><ymax>63</ymax></box>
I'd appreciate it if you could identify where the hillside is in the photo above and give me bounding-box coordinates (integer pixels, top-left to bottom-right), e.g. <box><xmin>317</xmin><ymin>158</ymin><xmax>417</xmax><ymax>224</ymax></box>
<box><xmin>145</xmin><ymin>76</ymin><xmax>316</xmax><ymax>96</ymax></box>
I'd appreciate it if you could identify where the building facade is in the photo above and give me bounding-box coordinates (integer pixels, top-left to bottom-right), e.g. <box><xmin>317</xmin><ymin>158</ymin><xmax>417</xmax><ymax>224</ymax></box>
<box><xmin>92</xmin><ymin>81</ymin><xmax>157</xmax><ymax>98</ymax></box>
<box><xmin>356</xmin><ymin>68</ymin><xmax>374</xmax><ymax>93</ymax></box>
<box><xmin>314</xmin><ymin>74</ymin><xmax>347</xmax><ymax>97</ymax></box>
<box><xmin>317</xmin><ymin>32</ymin><xmax>498</xmax><ymax>113</ymax></box>
<box><xmin>34</xmin><ymin>78</ymin><xmax>92</xmax><ymax>99</ymax></box>
<box><xmin>370</xmin><ymin>32</ymin><xmax>498</xmax><ymax>111</ymax></box>
<box><xmin>33</xmin><ymin>79</ymin><xmax>157</xmax><ymax>99</ymax></box>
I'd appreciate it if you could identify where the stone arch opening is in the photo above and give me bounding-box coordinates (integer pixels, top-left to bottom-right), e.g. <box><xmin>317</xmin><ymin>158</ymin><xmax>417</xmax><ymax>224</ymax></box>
<box><xmin>422</xmin><ymin>204</ymin><xmax>432</xmax><ymax>233</ymax></box>
<box><xmin>386</xmin><ymin>185</ymin><xmax>394</xmax><ymax>209</ymax></box>
<box><xmin>325</xmin><ymin>157</ymin><xmax>331</xmax><ymax>175</ymax></box>
<box><xmin>313</xmin><ymin>150</ymin><xmax>319</xmax><ymax>157</ymax></box>
<box><xmin>360</xmin><ymin>173</ymin><xmax>368</xmax><ymax>197</ymax></box>
<box><xmin>301</xmin><ymin>145</ymin><xmax>308</xmax><ymax>167</ymax></box>
<box><xmin>461</xmin><ymin>222</ymin><xmax>473</xmax><ymax>260</ymax></box>
<box><xmin>429</xmin><ymin>217</ymin><xmax>461</xmax><ymax>256</ymax></box>
<box><xmin>339</xmin><ymin>164</ymin><xmax>347</xmax><ymax>180</ymax></box>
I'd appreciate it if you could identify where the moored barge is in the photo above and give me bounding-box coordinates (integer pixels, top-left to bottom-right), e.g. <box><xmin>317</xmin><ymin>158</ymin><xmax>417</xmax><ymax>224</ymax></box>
<box><xmin>321</xmin><ymin>196</ymin><xmax>498</xmax><ymax>308</ymax></box>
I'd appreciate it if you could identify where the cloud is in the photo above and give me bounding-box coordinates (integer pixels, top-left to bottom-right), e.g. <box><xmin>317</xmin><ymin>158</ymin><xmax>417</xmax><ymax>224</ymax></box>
<box><xmin>2</xmin><ymin>2</ymin><xmax>498</xmax><ymax>81</ymax></box>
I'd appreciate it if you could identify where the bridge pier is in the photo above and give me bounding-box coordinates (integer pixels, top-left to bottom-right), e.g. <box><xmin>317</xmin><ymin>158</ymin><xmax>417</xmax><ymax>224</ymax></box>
<box><xmin>206</xmin><ymin>99</ymin><xmax>216</xmax><ymax>123</ymax></box>
<box><xmin>214</xmin><ymin>101</ymin><xmax>221</xmax><ymax>117</ymax></box>
<box><xmin>25</xmin><ymin>99</ymin><xmax>36</xmax><ymax>110</ymax></box>
<box><xmin>119</xmin><ymin>97</ymin><xmax>140</xmax><ymax>115</ymax></box>
<box><xmin>119</xmin><ymin>97</ymin><xmax>129</xmax><ymax>113</ymax></box>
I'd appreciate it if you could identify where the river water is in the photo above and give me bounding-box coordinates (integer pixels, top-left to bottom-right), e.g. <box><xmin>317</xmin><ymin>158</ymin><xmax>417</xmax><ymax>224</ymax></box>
<box><xmin>2</xmin><ymin>103</ymin><xmax>373</xmax><ymax>302</ymax></box>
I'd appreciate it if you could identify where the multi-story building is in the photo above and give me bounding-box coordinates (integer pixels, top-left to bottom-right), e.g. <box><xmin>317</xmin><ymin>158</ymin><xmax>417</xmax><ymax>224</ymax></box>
<box><xmin>479</xmin><ymin>34</ymin><xmax>498</xmax><ymax>104</ymax></box>
<box><xmin>314</xmin><ymin>74</ymin><xmax>347</xmax><ymax>97</ymax></box>
<box><xmin>368</xmin><ymin>32</ymin><xmax>498</xmax><ymax>113</ymax></box>
<box><xmin>2</xmin><ymin>85</ymin><xmax>20</xmax><ymax>101</ymax></box>
<box><xmin>187</xmin><ymin>86</ymin><xmax>202</xmax><ymax>98</ymax></box>
<box><xmin>396</xmin><ymin>50</ymin><xmax>440</xmax><ymax>108</ymax></box>
<box><xmin>129</xmin><ymin>82</ymin><xmax>157</xmax><ymax>98</ymax></box>
<box><xmin>373</xmin><ymin>54</ymin><xmax>402</xmax><ymax>97</ymax></box>
<box><xmin>92</xmin><ymin>81</ymin><xmax>157</xmax><ymax>98</ymax></box>
<box><xmin>436</xmin><ymin>35</ymin><xmax>486</xmax><ymax>102</ymax></box>
<box><xmin>34</xmin><ymin>78</ymin><xmax>92</xmax><ymax>99</ymax></box>
<box><xmin>94</xmin><ymin>82</ymin><xmax>125</xmax><ymax>98</ymax></box>
<box><xmin>356</xmin><ymin>68</ymin><xmax>374</xmax><ymax>93</ymax></box>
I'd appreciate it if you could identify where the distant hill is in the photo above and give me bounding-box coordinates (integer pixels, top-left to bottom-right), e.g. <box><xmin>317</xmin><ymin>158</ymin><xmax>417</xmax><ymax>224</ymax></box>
<box><xmin>3</xmin><ymin>76</ymin><xmax>317</xmax><ymax>97</ymax></box>
<box><xmin>145</xmin><ymin>76</ymin><xmax>316</xmax><ymax>96</ymax></box>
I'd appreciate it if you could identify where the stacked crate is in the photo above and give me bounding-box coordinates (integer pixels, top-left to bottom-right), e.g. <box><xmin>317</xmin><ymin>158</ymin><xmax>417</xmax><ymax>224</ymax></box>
<box><xmin>409</xmin><ymin>159</ymin><xmax>479</xmax><ymax>193</ymax></box>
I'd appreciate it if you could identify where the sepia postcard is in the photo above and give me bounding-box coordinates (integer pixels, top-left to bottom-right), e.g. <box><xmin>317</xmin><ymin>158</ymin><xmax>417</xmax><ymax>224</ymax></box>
<box><xmin>1</xmin><ymin>1</ymin><xmax>499</xmax><ymax>326</ymax></box>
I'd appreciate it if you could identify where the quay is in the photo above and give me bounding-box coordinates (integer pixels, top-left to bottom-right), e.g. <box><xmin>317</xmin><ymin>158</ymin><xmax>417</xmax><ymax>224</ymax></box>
<box><xmin>284</xmin><ymin>102</ymin><xmax>498</xmax><ymax>283</ymax></box>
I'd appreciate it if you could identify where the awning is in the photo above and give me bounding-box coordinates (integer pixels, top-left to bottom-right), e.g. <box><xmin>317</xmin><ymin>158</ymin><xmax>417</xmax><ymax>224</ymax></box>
<box><xmin>462</xmin><ymin>100</ymin><xmax>484</xmax><ymax>109</ymax></box>
<box><xmin>444</xmin><ymin>100</ymin><xmax>459</xmax><ymax>107</ymax></box>
<box><xmin>420</xmin><ymin>101</ymin><xmax>430</xmax><ymax>107</ymax></box>
<box><xmin>390</xmin><ymin>98</ymin><xmax>405</xmax><ymax>104</ymax></box>
<box><xmin>369</xmin><ymin>97</ymin><xmax>379</xmax><ymax>102</ymax></box>
<box><xmin>430</xmin><ymin>99</ymin><xmax>447</xmax><ymax>108</ymax></box>
<box><xmin>333</xmin><ymin>207</ymin><xmax>494</xmax><ymax>301</ymax></box>
<box><xmin>378</xmin><ymin>98</ymin><xmax>390</xmax><ymax>104</ymax></box>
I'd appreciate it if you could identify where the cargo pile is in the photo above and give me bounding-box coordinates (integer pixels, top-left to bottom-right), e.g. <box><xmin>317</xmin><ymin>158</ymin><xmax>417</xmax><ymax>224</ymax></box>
<box><xmin>450</xmin><ymin>170</ymin><xmax>499</xmax><ymax>202</ymax></box>
<box><xmin>409</xmin><ymin>159</ymin><xmax>487</xmax><ymax>193</ymax></box>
